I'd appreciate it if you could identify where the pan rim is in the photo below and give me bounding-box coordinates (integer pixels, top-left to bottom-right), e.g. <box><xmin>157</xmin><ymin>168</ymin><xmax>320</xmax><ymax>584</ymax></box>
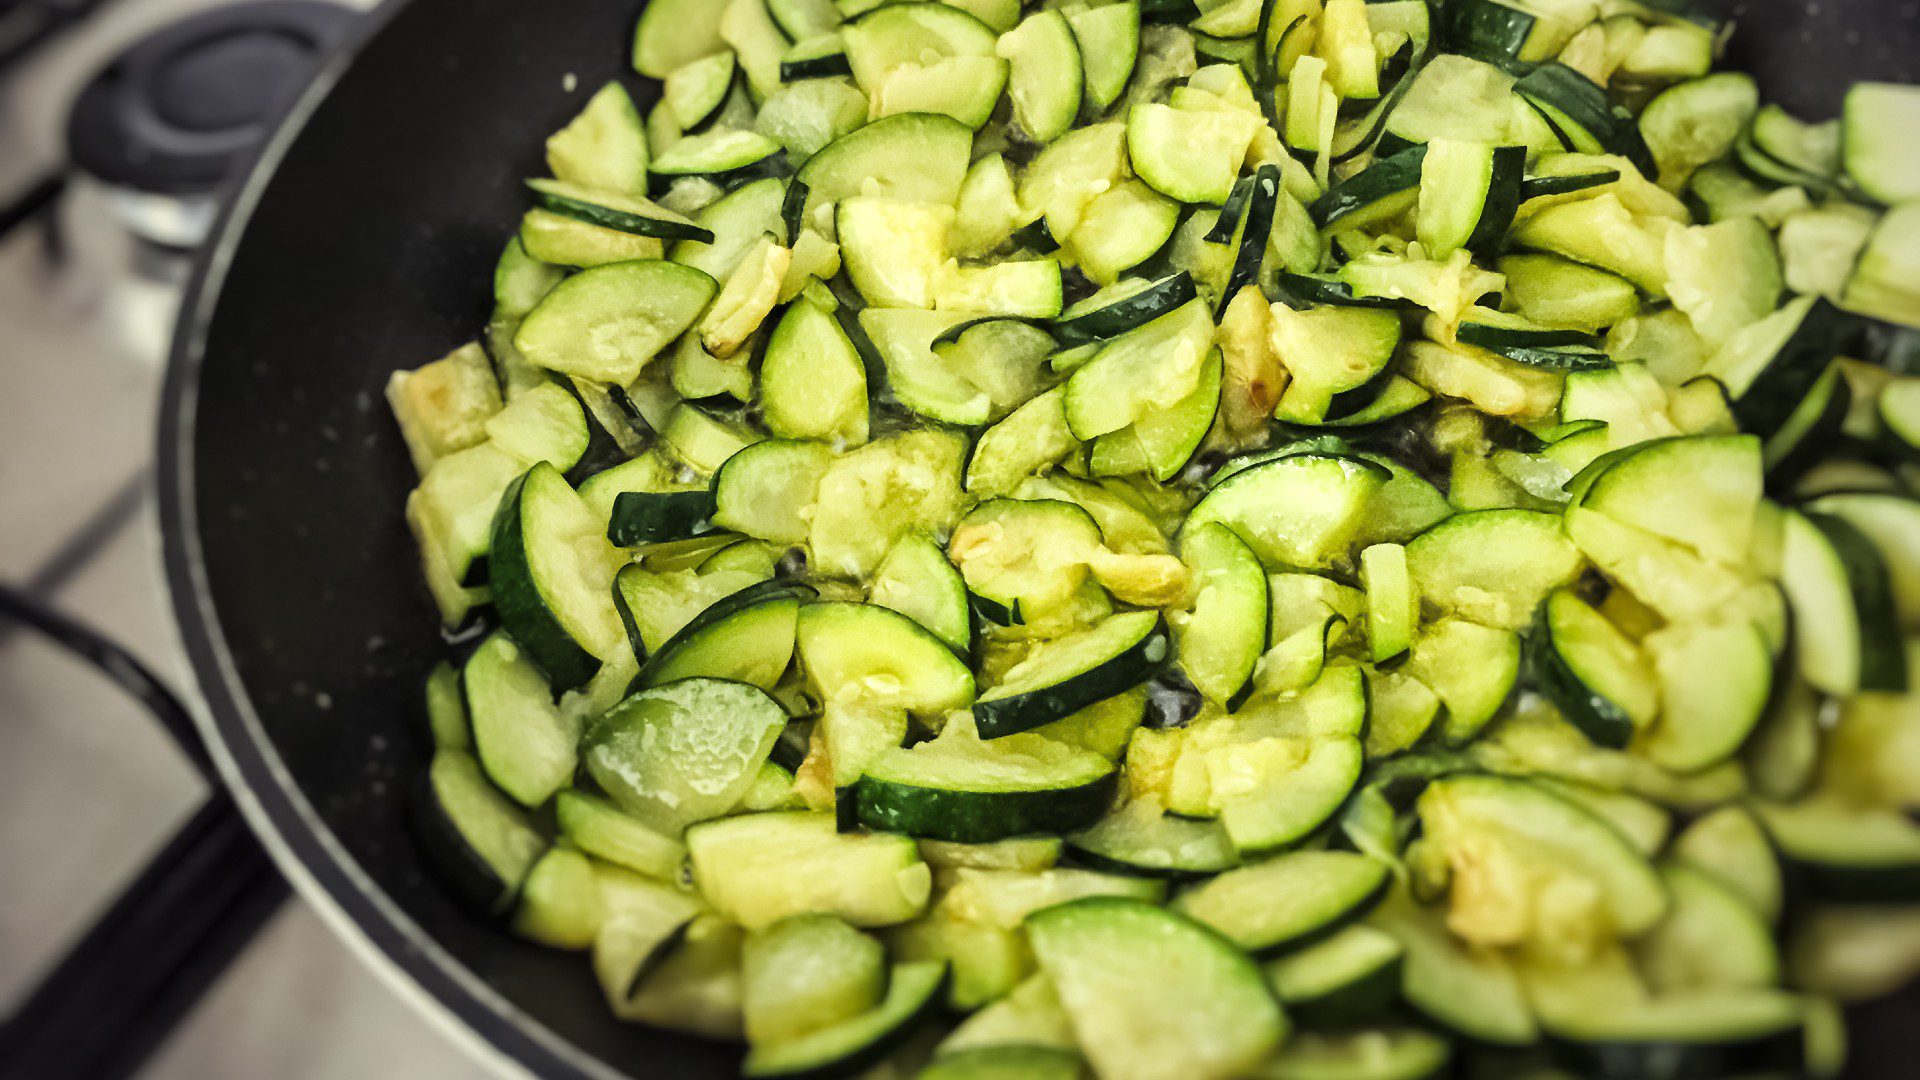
<box><xmin>156</xmin><ymin>2</ymin><xmax>643</xmax><ymax>1077</ymax></box>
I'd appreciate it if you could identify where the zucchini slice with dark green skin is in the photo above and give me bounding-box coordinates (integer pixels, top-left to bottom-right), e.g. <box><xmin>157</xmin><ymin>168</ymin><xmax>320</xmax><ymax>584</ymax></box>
<box><xmin>1171</xmin><ymin>850</ymin><xmax>1391</xmax><ymax>955</ymax></box>
<box><xmin>973</xmin><ymin>611</ymin><xmax>1169</xmax><ymax>738</ymax></box>
<box><xmin>932</xmin><ymin>315</ymin><xmax>1058</xmax><ymax>349</ymax></box>
<box><xmin>1441</xmin><ymin>0</ymin><xmax>1537</xmax><ymax>61</ymax></box>
<box><xmin>1482</xmin><ymin>343</ymin><xmax>1615</xmax><ymax>370</ymax></box>
<box><xmin>1310</xmin><ymin>143</ymin><xmax>1427</xmax><ymax>230</ymax></box>
<box><xmin>1049</xmin><ymin>272</ymin><xmax>1197</xmax><ymax>346</ymax></box>
<box><xmin>1466</xmin><ymin>145</ymin><xmax>1528</xmax><ymax>252</ymax></box>
<box><xmin>1263</xmin><ymin>924</ymin><xmax>1406</xmax><ymax>1025</ymax></box>
<box><xmin>1457</xmin><ymin>311</ymin><xmax>1614</xmax><ymax>367</ymax></box>
<box><xmin>527</xmin><ymin>179</ymin><xmax>716</xmax><ymax>242</ymax></box>
<box><xmin>606</xmin><ymin>489</ymin><xmax>718</xmax><ymax>546</ymax></box>
<box><xmin>1457</xmin><ymin>317</ymin><xmax>1606</xmax><ymax>354</ymax></box>
<box><xmin>1514</xmin><ymin>63</ymin><xmax>1657</xmax><ymax>177</ymax></box>
<box><xmin>635</xmin><ymin>580</ymin><xmax>813</xmax><ymax>691</ymax></box>
<box><xmin>1527</xmin><ymin>589</ymin><xmax>1656</xmax><ymax>750</ymax></box>
<box><xmin>1520</xmin><ymin>169</ymin><xmax>1621</xmax><ymax>201</ymax></box>
<box><xmin>1138</xmin><ymin>0</ymin><xmax>1202</xmax><ymax>24</ymax></box>
<box><xmin>1027</xmin><ymin>898</ymin><xmax>1285</xmax><ymax>1080</ymax></box>
<box><xmin>742</xmin><ymin>962</ymin><xmax>949</xmax><ymax>1079</ymax></box>
<box><xmin>779</xmin><ymin>180</ymin><xmax>809</xmax><ymax>248</ymax></box>
<box><xmin>1274</xmin><ymin>273</ymin><xmax>1407</xmax><ymax>310</ymax></box>
<box><xmin>1784</xmin><ymin>511</ymin><xmax>1908</xmax><ymax>695</ymax></box>
<box><xmin>1755</xmin><ymin>799</ymin><xmax>1920</xmax><ymax>902</ymax></box>
<box><xmin>1541</xmin><ymin>994</ymin><xmax>1808</xmax><ymax>1080</ymax></box>
<box><xmin>490</xmin><ymin>463</ymin><xmax>619</xmax><ymax>691</ymax></box>
<box><xmin>1220</xmin><ymin>164</ymin><xmax>1281</xmax><ymax>314</ymax></box>
<box><xmin>779</xmin><ymin>41</ymin><xmax>853</xmax><ymax>82</ymax></box>
<box><xmin>1765</xmin><ymin>363</ymin><xmax>1851</xmax><ymax>488</ymax></box>
<box><xmin>1205</xmin><ymin>175</ymin><xmax>1256</xmax><ymax>243</ymax></box>
<box><xmin>1717</xmin><ymin>297</ymin><xmax>1843</xmax><ymax>434</ymax></box>
<box><xmin>413</xmin><ymin>750</ymin><xmax>549</xmax><ymax>918</ymax></box>
<box><xmin>853</xmin><ymin>732</ymin><xmax>1117</xmax><ymax>843</ymax></box>
<box><xmin>1066</xmin><ymin>800</ymin><xmax>1239</xmax><ymax>880</ymax></box>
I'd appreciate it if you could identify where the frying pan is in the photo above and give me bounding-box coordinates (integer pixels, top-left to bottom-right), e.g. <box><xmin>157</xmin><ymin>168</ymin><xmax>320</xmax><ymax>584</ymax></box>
<box><xmin>157</xmin><ymin>0</ymin><xmax>1919</xmax><ymax>1076</ymax></box>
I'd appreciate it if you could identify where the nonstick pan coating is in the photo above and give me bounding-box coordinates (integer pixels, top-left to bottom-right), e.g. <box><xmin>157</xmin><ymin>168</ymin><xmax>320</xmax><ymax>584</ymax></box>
<box><xmin>159</xmin><ymin>0</ymin><xmax>1918</xmax><ymax>1076</ymax></box>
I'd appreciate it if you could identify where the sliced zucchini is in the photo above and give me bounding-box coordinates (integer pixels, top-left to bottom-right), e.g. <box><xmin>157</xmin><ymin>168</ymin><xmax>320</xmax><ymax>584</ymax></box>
<box><xmin>1415</xmin><ymin>140</ymin><xmax>1526</xmax><ymax>258</ymax></box>
<box><xmin>1361</xmin><ymin>543</ymin><xmax>1416</xmax><ymax>664</ymax></box>
<box><xmin>1405</xmin><ymin>509</ymin><xmax>1584</xmax><ymax>630</ymax></box>
<box><xmin>636</xmin><ymin>580</ymin><xmax>806</xmax><ymax>690</ymax></box>
<box><xmin>1258</xmin><ymin>1027</ymin><xmax>1450</xmax><ymax>1080</ymax></box>
<box><xmin>974</xmin><ymin>611</ymin><xmax>1168</xmax><ymax>738</ymax></box>
<box><xmin>918</xmin><ymin>1047</ymin><xmax>1082</xmax><ymax>1080</ymax></box>
<box><xmin>741</xmin><ymin>962</ymin><xmax>947</xmax><ymax>1078</ymax></box>
<box><xmin>809</xmin><ymin>429</ymin><xmax>969</xmax><ymax>580</ymax></box>
<box><xmin>938</xmin><ymin>974</ymin><xmax>1076</xmax><ymax>1056</ymax></box>
<box><xmin>1176</xmin><ymin>522</ymin><xmax>1269</xmax><ymax>704</ymax></box>
<box><xmin>1263</xmin><ymin>925</ymin><xmax>1407</xmax><ymax>1026</ymax></box>
<box><xmin>870</xmin><ymin>531</ymin><xmax>970</xmax><ymax>654</ymax></box>
<box><xmin>547</xmin><ymin>82</ymin><xmax>650</xmax><ymax>194</ymax></box>
<box><xmin>1541</xmin><ymin>990</ymin><xmax>1807</xmax><ymax>1080</ymax></box>
<box><xmin>1367</xmin><ymin>884</ymin><xmax>1536</xmax><ymax>1045</ymax></box>
<box><xmin>797</xmin><ymin>601</ymin><xmax>976</xmax><ymax>716</ymax></box>
<box><xmin>1028</xmin><ymin>898</ymin><xmax>1286</xmax><ymax>1080</ymax></box>
<box><xmin>1781</xmin><ymin>510</ymin><xmax>1908</xmax><ymax>696</ymax></box>
<box><xmin>1128</xmin><ymin>101</ymin><xmax>1261</xmax><ymax>205</ymax></box>
<box><xmin>650</xmin><ymin>128</ymin><xmax>784</xmax><ymax>177</ymax></box>
<box><xmin>1270</xmin><ymin>305</ymin><xmax>1403</xmax><ymax>425</ymax></box>
<box><xmin>602</xmin><ymin>911</ymin><xmax>744</xmax><ymax>1039</ymax></box>
<box><xmin>1069</xmin><ymin>1</ymin><xmax>1140</xmax><ymax>112</ymax></box>
<box><xmin>1050</xmin><ymin>272</ymin><xmax>1197</xmax><ymax>346</ymax></box>
<box><xmin>634</xmin><ymin>0</ymin><xmax>732</xmax><ymax>77</ymax></box>
<box><xmin>606</xmin><ymin>489</ymin><xmax>717</xmax><ymax>547</ymax></box>
<box><xmin>1172</xmin><ymin>850</ymin><xmax>1390</xmax><ymax>955</ymax></box>
<box><xmin>529</xmin><ymin>179</ymin><xmax>712</xmax><ymax>243</ymax></box>
<box><xmin>741</xmin><ymin>914</ymin><xmax>885</xmax><ymax>1049</ymax></box>
<box><xmin>1066</xmin><ymin>797</ymin><xmax>1238</xmax><ymax>880</ymax></box>
<box><xmin>1530</xmin><ymin>586</ymin><xmax>1658</xmax><ymax>749</ymax></box>
<box><xmin>490</xmin><ymin>462</ymin><xmax>624</xmax><ymax>689</ymax></box>
<box><xmin>463</xmin><ymin>632</ymin><xmax>583</xmax><ymax>808</ymax></box>
<box><xmin>853</xmin><ymin>728</ymin><xmax>1117</xmax><ymax>842</ymax></box>
<box><xmin>1062</xmin><ymin>299</ymin><xmax>1214</xmax><ymax>440</ymax></box>
<box><xmin>1755</xmin><ymin>797</ymin><xmax>1920</xmax><ymax>902</ymax></box>
<box><xmin>511</xmin><ymin>843</ymin><xmax>602</xmax><ymax>950</ymax></box>
<box><xmin>687</xmin><ymin>811</ymin><xmax>932</xmax><ymax>928</ymax></box>
<box><xmin>709</xmin><ymin>438</ymin><xmax>834</xmax><ymax>547</ymax></box>
<box><xmin>1639</xmin><ymin>617</ymin><xmax>1774</xmax><ymax>773</ymax></box>
<box><xmin>1310</xmin><ymin>144</ymin><xmax>1427</xmax><ymax>232</ymax></box>
<box><xmin>1671</xmin><ymin>804</ymin><xmax>1783</xmax><ymax>923</ymax></box>
<box><xmin>1418</xmin><ymin>773</ymin><xmax>1668</xmax><ymax>943</ymax></box>
<box><xmin>1186</xmin><ymin>453</ymin><xmax>1389</xmax><ymax>571</ymax></box>
<box><xmin>999</xmin><ymin>10</ymin><xmax>1083</xmax><ymax>144</ymax></box>
<box><xmin>582</xmin><ymin>677</ymin><xmax>787</xmax><ymax>831</ymax></box>
<box><xmin>415</xmin><ymin>750</ymin><xmax>549</xmax><ymax>917</ymax></box>
<box><xmin>555</xmin><ymin>790</ymin><xmax>685</xmax><ymax>881</ymax></box>
<box><xmin>1636</xmin><ymin>862</ymin><xmax>1779</xmax><ymax>995</ymax></box>
<box><xmin>1844</xmin><ymin>82</ymin><xmax>1920</xmax><ymax>204</ymax></box>
<box><xmin>796</xmin><ymin>112</ymin><xmax>974</xmax><ymax>221</ymax></box>
<box><xmin>949</xmin><ymin>498</ymin><xmax>1103</xmax><ymax>619</ymax></box>
<box><xmin>515</xmin><ymin>260</ymin><xmax>719</xmax><ymax>384</ymax></box>
<box><xmin>759</xmin><ymin>297</ymin><xmax>869</xmax><ymax>447</ymax></box>
<box><xmin>965</xmin><ymin>387</ymin><xmax>1081</xmax><ymax>499</ymax></box>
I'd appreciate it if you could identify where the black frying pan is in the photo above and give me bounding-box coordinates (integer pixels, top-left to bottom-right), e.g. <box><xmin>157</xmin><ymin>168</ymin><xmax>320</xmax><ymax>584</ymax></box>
<box><xmin>157</xmin><ymin>0</ymin><xmax>1919</xmax><ymax>1077</ymax></box>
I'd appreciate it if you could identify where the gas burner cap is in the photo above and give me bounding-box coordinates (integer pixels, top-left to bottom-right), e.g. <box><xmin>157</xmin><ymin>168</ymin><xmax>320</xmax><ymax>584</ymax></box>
<box><xmin>67</xmin><ymin>1</ymin><xmax>355</xmax><ymax>198</ymax></box>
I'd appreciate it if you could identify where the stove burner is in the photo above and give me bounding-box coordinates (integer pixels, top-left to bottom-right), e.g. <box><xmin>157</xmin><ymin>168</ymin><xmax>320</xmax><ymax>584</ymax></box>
<box><xmin>67</xmin><ymin>2</ymin><xmax>354</xmax><ymax>198</ymax></box>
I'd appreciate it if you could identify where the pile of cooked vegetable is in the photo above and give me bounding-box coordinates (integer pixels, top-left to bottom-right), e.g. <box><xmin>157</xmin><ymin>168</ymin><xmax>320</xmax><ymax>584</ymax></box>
<box><xmin>386</xmin><ymin>0</ymin><xmax>1920</xmax><ymax>1075</ymax></box>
